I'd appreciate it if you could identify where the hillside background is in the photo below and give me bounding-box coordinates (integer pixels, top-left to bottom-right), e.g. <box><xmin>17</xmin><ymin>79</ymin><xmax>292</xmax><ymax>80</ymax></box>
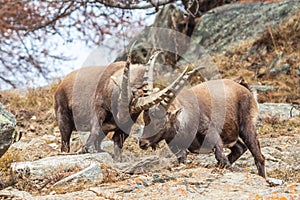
<box><xmin>0</xmin><ymin>0</ymin><xmax>299</xmax><ymax>199</ymax></box>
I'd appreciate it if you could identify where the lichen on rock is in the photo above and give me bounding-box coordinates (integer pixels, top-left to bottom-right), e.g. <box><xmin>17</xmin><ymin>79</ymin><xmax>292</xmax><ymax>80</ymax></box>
<box><xmin>0</xmin><ymin>102</ymin><xmax>17</xmax><ymax>158</ymax></box>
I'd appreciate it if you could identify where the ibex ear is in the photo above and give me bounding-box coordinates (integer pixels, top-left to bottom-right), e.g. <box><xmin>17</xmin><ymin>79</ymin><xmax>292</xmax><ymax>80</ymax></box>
<box><xmin>111</xmin><ymin>76</ymin><xmax>121</xmax><ymax>89</ymax></box>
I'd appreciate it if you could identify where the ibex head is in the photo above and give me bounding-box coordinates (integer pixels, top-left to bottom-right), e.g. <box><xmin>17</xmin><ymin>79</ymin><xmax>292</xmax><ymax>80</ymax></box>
<box><xmin>136</xmin><ymin>66</ymin><xmax>205</xmax><ymax>150</ymax></box>
<box><xmin>116</xmin><ymin>47</ymin><xmax>203</xmax><ymax>144</ymax></box>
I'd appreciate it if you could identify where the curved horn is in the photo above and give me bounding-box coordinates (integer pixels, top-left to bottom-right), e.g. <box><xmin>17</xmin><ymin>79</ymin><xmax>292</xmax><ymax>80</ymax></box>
<box><xmin>133</xmin><ymin>66</ymin><xmax>205</xmax><ymax>112</ymax></box>
<box><xmin>142</xmin><ymin>50</ymin><xmax>163</xmax><ymax>96</ymax></box>
<box><xmin>118</xmin><ymin>41</ymin><xmax>136</xmax><ymax>122</ymax></box>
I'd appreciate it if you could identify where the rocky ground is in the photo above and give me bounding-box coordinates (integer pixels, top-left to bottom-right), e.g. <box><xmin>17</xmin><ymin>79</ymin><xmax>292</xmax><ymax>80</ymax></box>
<box><xmin>0</xmin><ymin>103</ymin><xmax>299</xmax><ymax>199</ymax></box>
<box><xmin>1</xmin><ymin>0</ymin><xmax>300</xmax><ymax>199</ymax></box>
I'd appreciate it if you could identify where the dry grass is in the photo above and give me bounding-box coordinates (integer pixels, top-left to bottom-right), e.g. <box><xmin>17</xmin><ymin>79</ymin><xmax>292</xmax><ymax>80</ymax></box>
<box><xmin>100</xmin><ymin>163</ymin><xmax>129</xmax><ymax>183</ymax></box>
<box><xmin>268</xmin><ymin>168</ymin><xmax>300</xmax><ymax>183</ymax></box>
<box><xmin>0</xmin><ymin>151</ymin><xmax>20</xmax><ymax>190</ymax></box>
<box><xmin>0</xmin><ymin>83</ymin><xmax>60</xmax><ymax>191</ymax></box>
<box><xmin>258</xmin><ymin>117</ymin><xmax>300</xmax><ymax>138</ymax></box>
<box><xmin>0</xmin><ymin>83</ymin><xmax>58</xmax><ymax>115</ymax></box>
<box><xmin>213</xmin><ymin>10</ymin><xmax>300</xmax><ymax>103</ymax></box>
<box><xmin>0</xmin><ymin>83</ymin><xmax>59</xmax><ymax>137</ymax></box>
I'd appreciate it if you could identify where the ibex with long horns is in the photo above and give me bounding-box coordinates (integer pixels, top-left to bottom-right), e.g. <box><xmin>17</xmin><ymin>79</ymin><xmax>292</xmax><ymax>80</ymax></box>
<box><xmin>54</xmin><ymin>49</ymin><xmax>166</xmax><ymax>159</ymax></box>
<box><xmin>136</xmin><ymin>67</ymin><xmax>266</xmax><ymax>178</ymax></box>
<box><xmin>82</xmin><ymin>51</ymin><xmax>204</xmax><ymax>160</ymax></box>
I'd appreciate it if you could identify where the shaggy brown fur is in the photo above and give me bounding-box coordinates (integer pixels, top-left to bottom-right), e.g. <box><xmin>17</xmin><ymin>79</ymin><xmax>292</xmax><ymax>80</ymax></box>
<box><xmin>54</xmin><ymin>66</ymin><xmax>106</xmax><ymax>152</ymax></box>
<box><xmin>54</xmin><ymin>62</ymin><xmax>146</xmax><ymax>159</ymax></box>
<box><xmin>139</xmin><ymin>79</ymin><xmax>266</xmax><ymax>178</ymax></box>
<box><xmin>84</xmin><ymin>62</ymin><xmax>146</xmax><ymax>160</ymax></box>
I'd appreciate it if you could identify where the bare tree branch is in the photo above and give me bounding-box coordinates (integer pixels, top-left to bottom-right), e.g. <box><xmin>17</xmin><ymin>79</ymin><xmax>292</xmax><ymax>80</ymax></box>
<box><xmin>25</xmin><ymin>1</ymin><xmax>79</xmax><ymax>35</ymax></box>
<box><xmin>0</xmin><ymin>0</ymin><xmax>186</xmax><ymax>89</ymax></box>
<box><xmin>0</xmin><ymin>76</ymin><xmax>17</xmax><ymax>88</ymax></box>
<box><xmin>89</xmin><ymin>0</ymin><xmax>177</xmax><ymax>10</ymax></box>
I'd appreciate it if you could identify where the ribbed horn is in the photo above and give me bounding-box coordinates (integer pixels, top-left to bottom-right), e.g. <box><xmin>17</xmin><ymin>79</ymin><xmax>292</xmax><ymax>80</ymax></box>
<box><xmin>142</xmin><ymin>50</ymin><xmax>163</xmax><ymax>96</ymax></box>
<box><xmin>133</xmin><ymin>66</ymin><xmax>205</xmax><ymax>112</ymax></box>
<box><xmin>117</xmin><ymin>41</ymin><xmax>136</xmax><ymax>123</ymax></box>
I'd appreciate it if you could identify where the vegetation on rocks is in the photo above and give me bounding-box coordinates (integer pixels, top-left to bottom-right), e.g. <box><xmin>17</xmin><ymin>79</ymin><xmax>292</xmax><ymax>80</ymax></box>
<box><xmin>0</xmin><ymin>0</ymin><xmax>299</xmax><ymax>199</ymax></box>
<box><xmin>214</xmin><ymin>10</ymin><xmax>300</xmax><ymax>103</ymax></box>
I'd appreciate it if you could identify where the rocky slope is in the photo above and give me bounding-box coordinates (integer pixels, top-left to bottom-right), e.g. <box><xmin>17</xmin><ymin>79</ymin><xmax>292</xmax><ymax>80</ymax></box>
<box><xmin>0</xmin><ymin>0</ymin><xmax>300</xmax><ymax>199</ymax></box>
<box><xmin>0</xmin><ymin>123</ymin><xmax>299</xmax><ymax>199</ymax></box>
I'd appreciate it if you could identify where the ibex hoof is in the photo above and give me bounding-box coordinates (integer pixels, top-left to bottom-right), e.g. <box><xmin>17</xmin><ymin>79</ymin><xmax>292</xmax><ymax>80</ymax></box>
<box><xmin>217</xmin><ymin>161</ymin><xmax>231</xmax><ymax>169</ymax></box>
<box><xmin>177</xmin><ymin>157</ymin><xmax>187</xmax><ymax>164</ymax></box>
<box><xmin>76</xmin><ymin>145</ymin><xmax>94</xmax><ymax>154</ymax></box>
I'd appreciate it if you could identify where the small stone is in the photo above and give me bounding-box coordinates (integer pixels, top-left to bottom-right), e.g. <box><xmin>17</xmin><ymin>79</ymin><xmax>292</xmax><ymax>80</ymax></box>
<box><xmin>42</xmin><ymin>134</ymin><xmax>56</xmax><ymax>143</ymax></box>
<box><xmin>30</xmin><ymin>115</ymin><xmax>37</xmax><ymax>121</ymax></box>
<box><xmin>153</xmin><ymin>173</ymin><xmax>160</xmax><ymax>179</ymax></box>
<box><xmin>224</xmin><ymin>50</ymin><xmax>233</xmax><ymax>57</ymax></box>
<box><xmin>53</xmin><ymin>127</ymin><xmax>61</xmax><ymax>137</ymax></box>
<box><xmin>142</xmin><ymin>180</ymin><xmax>150</xmax><ymax>186</ymax></box>
<box><xmin>152</xmin><ymin>178</ymin><xmax>167</xmax><ymax>183</ymax></box>
<box><xmin>29</xmin><ymin>124</ymin><xmax>36</xmax><ymax>132</ymax></box>
<box><xmin>267</xmin><ymin>178</ymin><xmax>285</xmax><ymax>186</ymax></box>
<box><xmin>275</xmin><ymin>146</ymin><xmax>283</xmax><ymax>151</ymax></box>
<box><xmin>252</xmin><ymin>85</ymin><xmax>276</xmax><ymax>93</ymax></box>
<box><xmin>48</xmin><ymin>143</ymin><xmax>59</xmax><ymax>149</ymax></box>
<box><xmin>270</xmin><ymin>64</ymin><xmax>290</xmax><ymax>75</ymax></box>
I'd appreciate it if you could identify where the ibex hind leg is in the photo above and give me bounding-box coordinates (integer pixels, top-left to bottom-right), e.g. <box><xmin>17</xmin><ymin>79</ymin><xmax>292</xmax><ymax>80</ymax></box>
<box><xmin>228</xmin><ymin>139</ymin><xmax>247</xmax><ymax>164</ymax></box>
<box><xmin>57</xmin><ymin>107</ymin><xmax>74</xmax><ymax>153</ymax></box>
<box><xmin>240</xmin><ymin>124</ymin><xmax>266</xmax><ymax>178</ymax></box>
<box><xmin>238</xmin><ymin>93</ymin><xmax>266</xmax><ymax>178</ymax></box>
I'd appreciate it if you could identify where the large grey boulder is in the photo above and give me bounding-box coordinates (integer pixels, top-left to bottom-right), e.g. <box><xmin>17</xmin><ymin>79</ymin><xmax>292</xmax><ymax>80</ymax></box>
<box><xmin>115</xmin><ymin>0</ymin><xmax>300</xmax><ymax>80</ymax></box>
<box><xmin>259</xmin><ymin>103</ymin><xmax>300</xmax><ymax>120</ymax></box>
<box><xmin>0</xmin><ymin>102</ymin><xmax>17</xmax><ymax>157</ymax></box>
<box><xmin>186</xmin><ymin>0</ymin><xmax>300</xmax><ymax>55</ymax></box>
<box><xmin>52</xmin><ymin>163</ymin><xmax>104</xmax><ymax>187</ymax></box>
<box><xmin>11</xmin><ymin>152</ymin><xmax>113</xmax><ymax>180</ymax></box>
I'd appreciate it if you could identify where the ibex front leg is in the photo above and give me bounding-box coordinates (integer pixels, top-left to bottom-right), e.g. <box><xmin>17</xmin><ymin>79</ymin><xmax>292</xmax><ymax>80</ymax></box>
<box><xmin>81</xmin><ymin>109</ymin><xmax>107</xmax><ymax>153</ymax></box>
<box><xmin>112</xmin><ymin>130</ymin><xmax>129</xmax><ymax>162</ymax></box>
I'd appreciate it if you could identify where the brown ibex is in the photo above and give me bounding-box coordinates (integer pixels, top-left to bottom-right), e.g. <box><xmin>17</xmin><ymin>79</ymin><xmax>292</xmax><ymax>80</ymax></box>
<box><xmin>136</xmin><ymin>72</ymin><xmax>266</xmax><ymax>178</ymax></box>
<box><xmin>54</xmin><ymin>66</ymin><xmax>106</xmax><ymax>153</ymax></box>
<box><xmin>54</xmin><ymin>50</ymin><xmax>162</xmax><ymax>159</ymax></box>
<box><xmin>82</xmin><ymin>51</ymin><xmax>169</xmax><ymax>160</ymax></box>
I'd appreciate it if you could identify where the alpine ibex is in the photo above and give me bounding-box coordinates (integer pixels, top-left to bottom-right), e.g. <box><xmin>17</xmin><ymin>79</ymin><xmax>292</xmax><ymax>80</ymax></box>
<box><xmin>54</xmin><ymin>50</ymin><xmax>162</xmax><ymax>160</ymax></box>
<box><xmin>54</xmin><ymin>66</ymin><xmax>106</xmax><ymax>153</ymax></box>
<box><xmin>136</xmin><ymin>71</ymin><xmax>266</xmax><ymax>178</ymax></box>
